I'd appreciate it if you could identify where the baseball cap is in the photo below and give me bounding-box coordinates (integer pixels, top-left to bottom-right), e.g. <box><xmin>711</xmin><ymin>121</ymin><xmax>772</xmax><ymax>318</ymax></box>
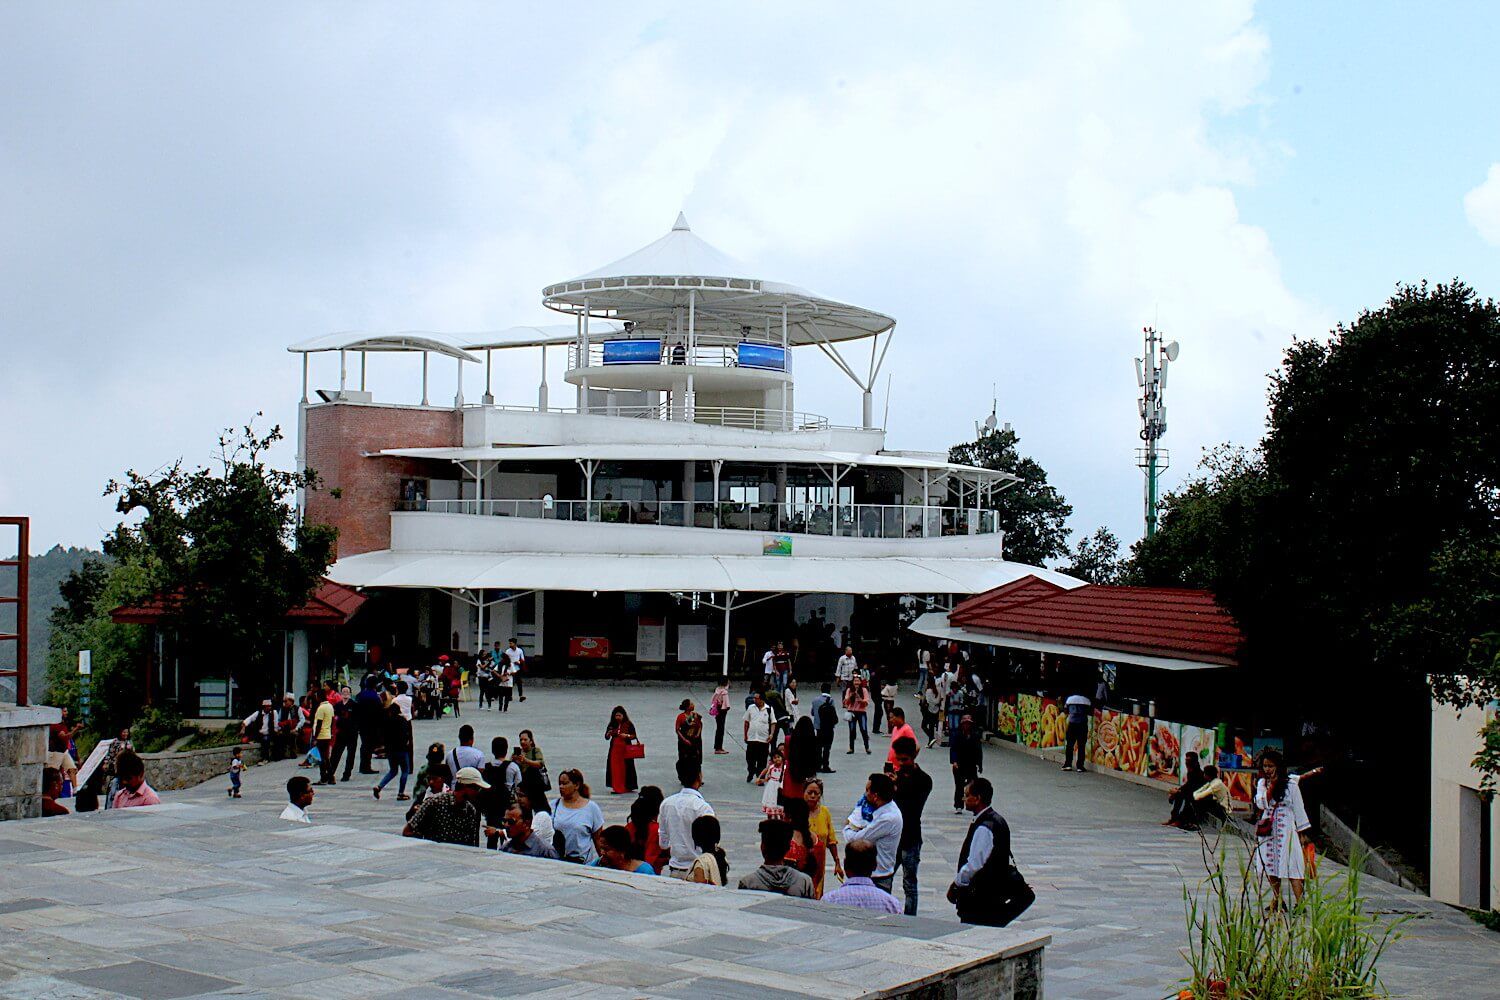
<box><xmin>438</xmin><ymin>654</ymin><xmax>450</xmax><ymax>662</ymax></box>
<box><xmin>453</xmin><ymin>766</ymin><xmax>490</xmax><ymax>789</ymax></box>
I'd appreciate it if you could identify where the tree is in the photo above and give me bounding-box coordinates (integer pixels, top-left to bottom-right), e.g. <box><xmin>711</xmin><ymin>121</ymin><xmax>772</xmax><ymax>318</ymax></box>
<box><xmin>1062</xmin><ymin>527</ymin><xmax>1127</xmax><ymax>585</ymax></box>
<box><xmin>44</xmin><ymin>558</ymin><xmax>153</xmax><ymax>733</ymax></box>
<box><xmin>948</xmin><ymin>427</ymin><xmax>1073</xmax><ymax>566</ymax></box>
<box><xmin>103</xmin><ymin>419</ymin><xmax>337</xmax><ymax>702</ymax></box>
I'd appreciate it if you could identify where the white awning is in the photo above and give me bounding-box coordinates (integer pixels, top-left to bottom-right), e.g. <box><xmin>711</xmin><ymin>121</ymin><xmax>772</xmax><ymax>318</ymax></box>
<box><xmin>329</xmin><ymin>551</ymin><xmax>1078</xmax><ymax>595</ymax></box>
<box><xmin>460</xmin><ymin>322</ymin><xmax>627</xmax><ymax>351</ymax></box>
<box><xmin>287</xmin><ymin>331</ymin><xmax>481</xmax><ymax>364</ymax></box>
<box><xmin>378</xmin><ymin>443</ymin><xmax>1017</xmax><ymax>482</ymax></box>
<box><xmin>909</xmin><ymin>612</ymin><xmax>1227</xmax><ymax>671</ymax></box>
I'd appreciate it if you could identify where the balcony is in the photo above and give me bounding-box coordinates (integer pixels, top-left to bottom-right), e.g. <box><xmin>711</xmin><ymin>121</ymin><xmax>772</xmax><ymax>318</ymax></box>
<box><xmin>404</xmin><ymin>498</ymin><xmax>1001</xmax><ymax>539</ymax></box>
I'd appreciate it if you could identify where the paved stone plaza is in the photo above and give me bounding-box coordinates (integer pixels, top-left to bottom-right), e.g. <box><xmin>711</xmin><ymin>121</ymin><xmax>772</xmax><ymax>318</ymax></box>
<box><xmin>3</xmin><ymin>682</ymin><xmax>1496</xmax><ymax>998</ymax></box>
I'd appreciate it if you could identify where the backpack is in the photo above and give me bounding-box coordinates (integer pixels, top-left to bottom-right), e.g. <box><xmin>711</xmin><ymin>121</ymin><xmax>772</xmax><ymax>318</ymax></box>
<box><xmin>817</xmin><ymin>697</ymin><xmax>839</xmax><ymax>731</ymax></box>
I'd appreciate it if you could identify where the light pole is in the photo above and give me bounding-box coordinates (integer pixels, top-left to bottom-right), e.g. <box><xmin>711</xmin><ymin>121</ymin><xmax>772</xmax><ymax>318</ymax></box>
<box><xmin>1134</xmin><ymin>327</ymin><xmax>1179</xmax><ymax>538</ymax></box>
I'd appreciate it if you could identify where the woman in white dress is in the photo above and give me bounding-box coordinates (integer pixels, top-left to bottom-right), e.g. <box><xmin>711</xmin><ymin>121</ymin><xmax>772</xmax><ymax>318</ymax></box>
<box><xmin>1252</xmin><ymin>748</ymin><xmax>1312</xmax><ymax>909</ymax></box>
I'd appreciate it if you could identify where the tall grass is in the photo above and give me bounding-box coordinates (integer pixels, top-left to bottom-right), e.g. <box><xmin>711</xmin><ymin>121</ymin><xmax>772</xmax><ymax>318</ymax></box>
<box><xmin>1180</xmin><ymin>831</ymin><xmax>1407</xmax><ymax>999</ymax></box>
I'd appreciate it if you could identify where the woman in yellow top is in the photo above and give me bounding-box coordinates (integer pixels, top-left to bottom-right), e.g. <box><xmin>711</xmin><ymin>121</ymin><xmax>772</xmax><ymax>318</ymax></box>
<box><xmin>803</xmin><ymin>778</ymin><xmax>843</xmax><ymax>897</ymax></box>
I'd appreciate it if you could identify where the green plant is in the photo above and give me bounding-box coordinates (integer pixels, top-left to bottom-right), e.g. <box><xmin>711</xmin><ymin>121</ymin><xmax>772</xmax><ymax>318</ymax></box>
<box><xmin>1470</xmin><ymin>907</ymin><xmax>1500</xmax><ymax>933</ymax></box>
<box><xmin>1182</xmin><ymin>833</ymin><xmax>1406</xmax><ymax>998</ymax></box>
<box><xmin>177</xmin><ymin>724</ymin><xmax>242</xmax><ymax>751</ymax></box>
<box><xmin>131</xmin><ymin>706</ymin><xmax>186</xmax><ymax>753</ymax></box>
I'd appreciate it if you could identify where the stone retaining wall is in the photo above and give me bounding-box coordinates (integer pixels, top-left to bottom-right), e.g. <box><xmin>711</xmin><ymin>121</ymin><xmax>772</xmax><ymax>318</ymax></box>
<box><xmin>139</xmin><ymin>743</ymin><xmax>263</xmax><ymax>792</ymax></box>
<box><xmin>0</xmin><ymin>704</ymin><xmax>62</xmax><ymax>821</ymax></box>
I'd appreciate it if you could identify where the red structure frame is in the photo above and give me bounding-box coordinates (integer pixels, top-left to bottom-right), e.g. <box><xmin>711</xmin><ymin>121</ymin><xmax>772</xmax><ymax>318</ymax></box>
<box><xmin>0</xmin><ymin>516</ymin><xmax>29</xmax><ymax>705</ymax></box>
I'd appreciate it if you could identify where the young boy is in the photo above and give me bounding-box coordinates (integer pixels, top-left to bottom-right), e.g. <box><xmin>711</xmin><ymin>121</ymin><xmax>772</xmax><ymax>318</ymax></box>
<box><xmin>228</xmin><ymin>746</ymin><xmax>245</xmax><ymax>798</ymax></box>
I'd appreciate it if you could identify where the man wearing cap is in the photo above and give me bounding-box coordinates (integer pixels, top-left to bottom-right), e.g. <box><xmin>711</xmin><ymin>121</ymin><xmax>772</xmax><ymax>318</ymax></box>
<box><xmin>403</xmin><ymin>766</ymin><xmax>486</xmax><ymax>846</ymax></box>
<box><xmin>240</xmin><ymin>699</ymin><xmax>280</xmax><ymax>760</ymax></box>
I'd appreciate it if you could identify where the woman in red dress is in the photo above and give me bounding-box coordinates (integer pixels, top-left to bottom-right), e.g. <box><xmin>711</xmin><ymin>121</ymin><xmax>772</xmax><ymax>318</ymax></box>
<box><xmin>604</xmin><ymin>706</ymin><xmax>639</xmax><ymax>794</ymax></box>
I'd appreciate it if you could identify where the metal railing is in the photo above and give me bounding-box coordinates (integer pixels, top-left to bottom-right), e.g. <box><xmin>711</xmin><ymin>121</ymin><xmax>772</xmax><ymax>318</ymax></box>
<box><xmin>411</xmin><ymin>499</ymin><xmax>1001</xmax><ymax>538</ymax></box>
<box><xmin>470</xmin><ymin>400</ymin><xmax>827</xmax><ymax>432</ymax></box>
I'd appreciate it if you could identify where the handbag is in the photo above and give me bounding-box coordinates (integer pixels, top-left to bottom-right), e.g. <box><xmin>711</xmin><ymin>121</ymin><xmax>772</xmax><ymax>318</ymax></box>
<box><xmin>538</xmin><ymin>764</ymin><xmax>552</xmax><ymax>791</ymax></box>
<box><xmin>1255</xmin><ymin>813</ymin><xmax>1274</xmax><ymax>838</ymax></box>
<box><xmin>624</xmin><ymin>741</ymin><xmax>646</xmax><ymax>760</ymax></box>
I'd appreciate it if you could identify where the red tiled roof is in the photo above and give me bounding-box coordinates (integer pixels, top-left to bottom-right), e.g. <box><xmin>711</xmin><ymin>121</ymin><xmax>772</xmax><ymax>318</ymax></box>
<box><xmin>111</xmin><ymin>578</ymin><xmax>366</xmax><ymax>627</ymax></box>
<box><xmin>950</xmin><ymin>576</ymin><xmax>1242</xmax><ymax>666</ymax></box>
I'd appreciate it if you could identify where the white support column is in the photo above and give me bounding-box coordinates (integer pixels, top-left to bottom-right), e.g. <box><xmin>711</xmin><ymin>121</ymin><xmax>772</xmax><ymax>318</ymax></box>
<box><xmin>579</xmin><ymin>458</ymin><xmax>597</xmax><ymax>521</ymax></box>
<box><xmin>360</xmin><ymin>351</ymin><xmax>367</xmax><ymax>392</ymax></box>
<box><xmin>455</xmin><ymin>356</ymin><xmax>464</xmax><ymax>408</ymax></box>
<box><xmin>711</xmin><ymin>459</ymin><xmax>723</xmax><ymax>529</ymax></box>
<box><xmin>721</xmin><ymin>593</ymin><xmax>735</xmax><ymax>678</ymax></box>
<box><xmin>301</xmin><ymin>353</ymin><xmax>309</xmax><ymax>403</ymax></box>
<box><xmin>922</xmin><ymin>468</ymin><xmax>930</xmax><ymax>538</ymax></box>
<box><xmin>338</xmin><ymin>349</ymin><xmax>347</xmax><ymax>394</ymax></box>
<box><xmin>538</xmin><ymin>345</ymin><xmax>549</xmax><ymax>411</ymax></box>
<box><xmin>581</xmin><ymin>299</ymin><xmax>591</xmax><ymax>414</ymax></box>
<box><xmin>484</xmin><ymin>349</ymin><xmax>494</xmax><ymax>405</ymax></box>
<box><xmin>781</xmin><ymin>303</ymin><xmax>790</xmax><ymax>426</ymax></box>
<box><xmin>686</xmin><ymin>289</ymin><xmax>697</xmax><ymax>420</ymax></box>
<box><xmin>421</xmin><ymin>351</ymin><xmax>429</xmax><ymax>405</ymax></box>
<box><xmin>476</xmin><ymin>589</ymin><xmax>486</xmax><ymax>654</ymax></box>
<box><xmin>575</xmin><ymin>315</ymin><xmax>584</xmax><ymax>410</ymax></box>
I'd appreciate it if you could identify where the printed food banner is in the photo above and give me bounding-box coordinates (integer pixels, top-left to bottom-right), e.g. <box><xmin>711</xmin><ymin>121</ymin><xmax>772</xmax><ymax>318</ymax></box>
<box><xmin>1017</xmin><ymin>694</ymin><xmax>1043</xmax><ymax>748</ymax></box>
<box><xmin>1037</xmin><ymin>698</ymin><xmax>1067</xmax><ymax>748</ymax></box>
<box><xmin>1147</xmin><ymin>720</ymin><xmax>1184</xmax><ymax>782</ymax></box>
<box><xmin>995</xmin><ymin>695</ymin><xmax>1017</xmax><ymax>740</ymax></box>
<box><xmin>1180</xmin><ymin>724</ymin><xmax>1216</xmax><ymax>777</ymax></box>
<box><xmin>1224</xmin><ymin>769</ymin><xmax>1254</xmax><ymax>805</ymax></box>
<box><xmin>1092</xmin><ymin>709</ymin><xmax>1150</xmax><ymax>775</ymax></box>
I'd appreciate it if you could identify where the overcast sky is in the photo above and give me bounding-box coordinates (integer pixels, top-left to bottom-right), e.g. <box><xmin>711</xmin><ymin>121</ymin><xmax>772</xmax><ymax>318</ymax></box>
<box><xmin>3</xmin><ymin>2</ymin><xmax>1498</xmax><ymax>558</ymax></box>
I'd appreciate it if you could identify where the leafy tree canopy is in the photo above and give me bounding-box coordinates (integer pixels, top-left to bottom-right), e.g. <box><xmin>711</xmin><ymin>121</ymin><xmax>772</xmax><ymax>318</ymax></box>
<box><xmin>1062</xmin><ymin>527</ymin><xmax>1128</xmax><ymax>585</ymax></box>
<box><xmin>949</xmin><ymin>427</ymin><xmax>1073</xmax><ymax>567</ymax></box>
<box><xmin>100</xmin><ymin>419</ymin><xmax>337</xmax><ymax>697</ymax></box>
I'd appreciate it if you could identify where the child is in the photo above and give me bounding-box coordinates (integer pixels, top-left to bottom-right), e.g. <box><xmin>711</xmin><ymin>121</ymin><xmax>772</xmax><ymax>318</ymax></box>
<box><xmin>758</xmin><ymin>745</ymin><xmax>786</xmax><ymax>820</ymax></box>
<box><xmin>407</xmin><ymin>762</ymin><xmax>451</xmax><ymax>822</ymax></box>
<box><xmin>496</xmin><ymin>659</ymin><xmax>514</xmax><ymax>712</ymax></box>
<box><xmin>227</xmin><ymin>746</ymin><xmax>245</xmax><ymax>798</ymax></box>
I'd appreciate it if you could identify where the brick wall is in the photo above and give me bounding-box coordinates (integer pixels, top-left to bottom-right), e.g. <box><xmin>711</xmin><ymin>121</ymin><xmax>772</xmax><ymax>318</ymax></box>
<box><xmin>303</xmin><ymin>403</ymin><xmax>462</xmax><ymax>557</ymax></box>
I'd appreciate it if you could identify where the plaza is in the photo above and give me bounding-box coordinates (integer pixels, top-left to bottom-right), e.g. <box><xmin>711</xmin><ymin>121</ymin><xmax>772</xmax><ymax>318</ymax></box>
<box><xmin>4</xmin><ymin>682</ymin><xmax>1495</xmax><ymax>999</ymax></box>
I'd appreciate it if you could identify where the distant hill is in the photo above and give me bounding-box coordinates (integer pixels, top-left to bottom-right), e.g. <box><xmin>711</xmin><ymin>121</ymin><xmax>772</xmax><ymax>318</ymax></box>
<box><xmin>0</xmin><ymin>545</ymin><xmax>108</xmax><ymax>703</ymax></box>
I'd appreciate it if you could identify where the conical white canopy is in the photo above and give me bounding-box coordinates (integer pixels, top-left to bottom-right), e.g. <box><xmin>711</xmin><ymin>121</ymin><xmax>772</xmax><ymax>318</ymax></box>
<box><xmin>543</xmin><ymin>215</ymin><xmax>893</xmax><ymax>345</ymax></box>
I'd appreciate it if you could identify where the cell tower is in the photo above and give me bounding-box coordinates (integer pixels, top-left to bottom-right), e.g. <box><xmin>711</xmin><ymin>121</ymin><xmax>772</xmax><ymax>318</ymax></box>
<box><xmin>1134</xmin><ymin>327</ymin><xmax>1179</xmax><ymax>538</ymax></box>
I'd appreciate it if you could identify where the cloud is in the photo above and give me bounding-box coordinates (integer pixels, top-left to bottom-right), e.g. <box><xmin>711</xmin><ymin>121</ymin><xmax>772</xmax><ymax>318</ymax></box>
<box><xmin>0</xmin><ymin>1</ymin><xmax>1326</xmax><ymax>554</ymax></box>
<box><xmin>1464</xmin><ymin>164</ymin><xmax>1500</xmax><ymax>246</ymax></box>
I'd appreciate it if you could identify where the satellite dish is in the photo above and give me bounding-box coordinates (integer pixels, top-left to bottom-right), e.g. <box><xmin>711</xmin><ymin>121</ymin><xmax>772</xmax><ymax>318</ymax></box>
<box><xmin>542</xmin><ymin>493</ymin><xmax>554</xmax><ymax>510</ymax></box>
<box><xmin>983</xmin><ymin>412</ymin><xmax>997</xmax><ymax>433</ymax></box>
<box><xmin>1164</xmin><ymin>340</ymin><xmax>1180</xmax><ymax>362</ymax></box>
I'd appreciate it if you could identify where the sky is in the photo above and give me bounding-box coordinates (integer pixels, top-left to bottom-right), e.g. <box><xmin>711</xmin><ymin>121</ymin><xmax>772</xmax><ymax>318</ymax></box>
<box><xmin>2</xmin><ymin>1</ymin><xmax>1498</xmax><ymax>559</ymax></box>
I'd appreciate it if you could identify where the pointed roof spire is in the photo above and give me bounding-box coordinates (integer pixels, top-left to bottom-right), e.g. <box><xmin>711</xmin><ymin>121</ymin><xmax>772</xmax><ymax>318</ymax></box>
<box><xmin>672</xmin><ymin>211</ymin><xmax>691</xmax><ymax>232</ymax></box>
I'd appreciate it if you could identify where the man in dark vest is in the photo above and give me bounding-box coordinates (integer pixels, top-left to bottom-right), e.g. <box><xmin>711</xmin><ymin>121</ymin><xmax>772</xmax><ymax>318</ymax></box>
<box><xmin>946</xmin><ymin>777</ymin><xmax>1034</xmax><ymax>926</ymax></box>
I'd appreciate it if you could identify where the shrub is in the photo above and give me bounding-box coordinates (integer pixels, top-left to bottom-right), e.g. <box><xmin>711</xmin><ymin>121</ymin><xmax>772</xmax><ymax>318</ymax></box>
<box><xmin>1181</xmin><ymin>833</ymin><xmax>1406</xmax><ymax>998</ymax></box>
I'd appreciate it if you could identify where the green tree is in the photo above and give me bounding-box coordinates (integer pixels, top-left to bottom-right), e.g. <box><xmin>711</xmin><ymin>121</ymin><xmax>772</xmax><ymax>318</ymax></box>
<box><xmin>103</xmin><ymin>419</ymin><xmax>337</xmax><ymax>703</ymax></box>
<box><xmin>1062</xmin><ymin>527</ymin><xmax>1127</xmax><ymax>585</ymax></box>
<box><xmin>948</xmin><ymin>427</ymin><xmax>1073</xmax><ymax>566</ymax></box>
<box><xmin>43</xmin><ymin>559</ymin><xmax>153</xmax><ymax>733</ymax></box>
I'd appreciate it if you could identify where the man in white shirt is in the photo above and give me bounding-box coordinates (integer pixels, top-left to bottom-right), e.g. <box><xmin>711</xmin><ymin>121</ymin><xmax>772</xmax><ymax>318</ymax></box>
<box><xmin>393</xmin><ymin>680</ymin><xmax>413</xmax><ymax>720</ymax></box>
<box><xmin>841</xmin><ymin>772</ymin><xmax>904</xmax><ymax>893</ymax></box>
<box><xmin>280</xmin><ymin>775</ymin><xmax>314</xmax><ymax>824</ymax></box>
<box><xmin>835</xmin><ymin>646</ymin><xmax>858</xmax><ymax>692</ymax></box>
<box><xmin>761</xmin><ymin>646</ymin><xmax>777</xmax><ymax>687</ymax></box>
<box><xmin>502</xmin><ymin>638</ymin><xmax>527</xmax><ymax>702</ymax></box>
<box><xmin>743</xmin><ymin>691</ymin><xmax>773</xmax><ymax>782</ymax></box>
<box><xmin>658</xmin><ymin>760</ymin><xmax>715</xmax><ymax>879</ymax></box>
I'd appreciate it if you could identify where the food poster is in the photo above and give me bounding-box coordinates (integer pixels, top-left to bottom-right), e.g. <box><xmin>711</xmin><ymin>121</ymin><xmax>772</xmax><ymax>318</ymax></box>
<box><xmin>1179</xmin><ymin>724</ymin><xmax>1216</xmax><ymax>777</ymax></box>
<box><xmin>1016</xmin><ymin>694</ymin><xmax>1043</xmax><ymax>748</ymax></box>
<box><xmin>1224</xmin><ymin>768</ymin><xmax>1254</xmax><ymax>805</ymax></box>
<box><xmin>1092</xmin><ymin>709</ymin><xmax>1150</xmax><ymax>775</ymax></box>
<box><xmin>1147</xmin><ymin>720</ymin><xmax>1184</xmax><ymax>782</ymax></box>
<box><xmin>995</xmin><ymin>695</ymin><xmax>1017</xmax><ymax>740</ymax></box>
<box><xmin>1036</xmin><ymin>698</ymin><xmax>1067</xmax><ymax>748</ymax></box>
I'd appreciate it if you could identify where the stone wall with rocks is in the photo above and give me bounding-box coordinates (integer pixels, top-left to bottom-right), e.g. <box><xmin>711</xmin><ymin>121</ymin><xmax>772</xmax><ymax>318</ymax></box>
<box><xmin>139</xmin><ymin>743</ymin><xmax>264</xmax><ymax>792</ymax></box>
<box><xmin>0</xmin><ymin>705</ymin><xmax>62</xmax><ymax>821</ymax></box>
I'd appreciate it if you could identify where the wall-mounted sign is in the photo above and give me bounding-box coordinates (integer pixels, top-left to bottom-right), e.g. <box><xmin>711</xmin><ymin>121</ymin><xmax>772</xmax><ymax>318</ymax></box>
<box><xmin>569</xmin><ymin>636</ymin><xmax>611</xmax><ymax>659</ymax></box>
<box><xmin>736</xmin><ymin>342</ymin><xmax>787</xmax><ymax>371</ymax></box>
<box><xmin>636</xmin><ymin>618</ymin><xmax>666</xmax><ymax>661</ymax></box>
<box><xmin>678</xmin><ymin>625</ymin><xmax>709</xmax><ymax>662</ymax></box>
<box><xmin>602</xmin><ymin>339</ymin><xmax>662</xmax><ymax>365</ymax></box>
<box><xmin>762</xmin><ymin>534</ymin><xmax>793</xmax><ymax>556</ymax></box>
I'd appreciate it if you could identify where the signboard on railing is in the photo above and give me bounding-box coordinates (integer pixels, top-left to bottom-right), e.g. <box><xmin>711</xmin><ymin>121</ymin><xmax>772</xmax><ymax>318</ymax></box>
<box><xmin>602</xmin><ymin>339</ymin><xmax>662</xmax><ymax>365</ymax></box>
<box><xmin>762</xmin><ymin>534</ymin><xmax>793</xmax><ymax>556</ymax></box>
<box><xmin>736</xmin><ymin>343</ymin><xmax>787</xmax><ymax>371</ymax></box>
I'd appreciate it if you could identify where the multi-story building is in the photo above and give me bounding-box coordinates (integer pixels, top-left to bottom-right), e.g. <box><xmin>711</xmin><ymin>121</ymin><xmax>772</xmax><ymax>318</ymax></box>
<box><xmin>292</xmin><ymin>214</ymin><xmax>1073</xmax><ymax>676</ymax></box>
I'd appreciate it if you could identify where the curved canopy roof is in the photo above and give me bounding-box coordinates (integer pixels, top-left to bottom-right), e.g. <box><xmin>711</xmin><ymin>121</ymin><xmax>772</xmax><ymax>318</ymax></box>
<box><xmin>542</xmin><ymin>214</ymin><xmax>895</xmax><ymax>346</ymax></box>
<box><xmin>287</xmin><ymin>331</ymin><xmax>480</xmax><ymax>364</ymax></box>
<box><xmin>460</xmin><ymin>321</ymin><xmax>626</xmax><ymax>351</ymax></box>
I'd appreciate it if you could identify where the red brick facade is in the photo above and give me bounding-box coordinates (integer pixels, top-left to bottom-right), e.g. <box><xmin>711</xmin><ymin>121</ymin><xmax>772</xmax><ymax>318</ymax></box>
<box><xmin>302</xmin><ymin>403</ymin><xmax>462</xmax><ymax>557</ymax></box>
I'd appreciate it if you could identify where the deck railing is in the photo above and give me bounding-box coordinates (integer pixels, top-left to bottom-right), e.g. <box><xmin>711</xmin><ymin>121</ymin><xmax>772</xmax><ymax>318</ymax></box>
<box><xmin>406</xmin><ymin>498</ymin><xmax>1001</xmax><ymax>538</ymax></box>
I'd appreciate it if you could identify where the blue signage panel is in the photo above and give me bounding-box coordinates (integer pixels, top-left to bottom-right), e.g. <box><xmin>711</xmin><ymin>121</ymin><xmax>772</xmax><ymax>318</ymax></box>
<box><xmin>602</xmin><ymin>339</ymin><xmax>662</xmax><ymax>365</ymax></box>
<box><xmin>737</xmin><ymin>342</ymin><xmax>787</xmax><ymax>371</ymax></box>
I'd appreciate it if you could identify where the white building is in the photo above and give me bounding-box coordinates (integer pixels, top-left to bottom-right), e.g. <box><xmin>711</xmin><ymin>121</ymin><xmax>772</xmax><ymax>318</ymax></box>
<box><xmin>1429</xmin><ymin>698</ymin><xmax>1498</xmax><ymax>912</ymax></box>
<box><xmin>292</xmin><ymin>215</ymin><xmax>1074</xmax><ymax>673</ymax></box>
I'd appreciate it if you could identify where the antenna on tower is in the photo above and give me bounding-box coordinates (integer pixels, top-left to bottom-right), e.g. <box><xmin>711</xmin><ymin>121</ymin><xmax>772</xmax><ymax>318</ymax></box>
<box><xmin>976</xmin><ymin>385</ymin><xmax>998</xmax><ymax>437</ymax></box>
<box><xmin>1136</xmin><ymin>327</ymin><xmax>1181</xmax><ymax>539</ymax></box>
